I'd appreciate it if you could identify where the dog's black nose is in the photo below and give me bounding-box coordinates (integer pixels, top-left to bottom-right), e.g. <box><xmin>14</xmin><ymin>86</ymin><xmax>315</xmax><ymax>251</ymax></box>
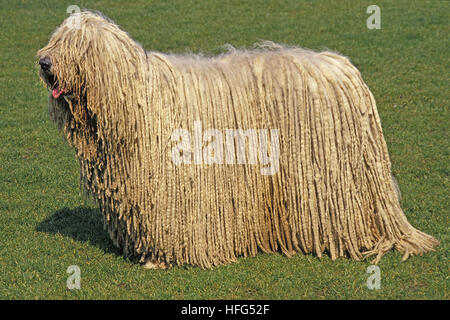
<box><xmin>39</xmin><ymin>57</ymin><xmax>51</xmax><ymax>71</ymax></box>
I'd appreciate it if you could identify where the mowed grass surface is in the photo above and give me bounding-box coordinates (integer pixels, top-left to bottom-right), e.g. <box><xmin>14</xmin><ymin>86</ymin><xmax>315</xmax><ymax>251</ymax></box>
<box><xmin>0</xmin><ymin>0</ymin><xmax>448</xmax><ymax>299</ymax></box>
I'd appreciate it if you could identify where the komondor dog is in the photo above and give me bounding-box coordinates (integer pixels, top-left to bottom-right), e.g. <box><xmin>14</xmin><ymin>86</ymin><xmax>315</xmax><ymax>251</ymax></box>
<box><xmin>37</xmin><ymin>11</ymin><xmax>438</xmax><ymax>269</ymax></box>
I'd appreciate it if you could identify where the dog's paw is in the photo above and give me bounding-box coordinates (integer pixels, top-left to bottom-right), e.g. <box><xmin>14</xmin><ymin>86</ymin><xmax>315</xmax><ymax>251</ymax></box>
<box><xmin>142</xmin><ymin>260</ymin><xmax>167</xmax><ymax>270</ymax></box>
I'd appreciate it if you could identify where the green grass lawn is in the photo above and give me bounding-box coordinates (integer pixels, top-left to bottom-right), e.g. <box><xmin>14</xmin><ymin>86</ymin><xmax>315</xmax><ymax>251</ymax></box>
<box><xmin>0</xmin><ymin>0</ymin><xmax>448</xmax><ymax>299</ymax></box>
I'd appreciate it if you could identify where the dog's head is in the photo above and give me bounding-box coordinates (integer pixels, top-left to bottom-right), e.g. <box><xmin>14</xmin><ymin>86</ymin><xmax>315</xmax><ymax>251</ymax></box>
<box><xmin>37</xmin><ymin>10</ymin><xmax>150</xmax><ymax>166</ymax></box>
<box><xmin>37</xmin><ymin>10</ymin><xmax>150</xmax><ymax>161</ymax></box>
<box><xmin>37</xmin><ymin>11</ymin><xmax>148</xmax><ymax>122</ymax></box>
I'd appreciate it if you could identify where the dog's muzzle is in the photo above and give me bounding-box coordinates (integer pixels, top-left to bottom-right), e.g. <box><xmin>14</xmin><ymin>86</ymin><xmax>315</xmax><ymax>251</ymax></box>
<box><xmin>38</xmin><ymin>57</ymin><xmax>68</xmax><ymax>99</ymax></box>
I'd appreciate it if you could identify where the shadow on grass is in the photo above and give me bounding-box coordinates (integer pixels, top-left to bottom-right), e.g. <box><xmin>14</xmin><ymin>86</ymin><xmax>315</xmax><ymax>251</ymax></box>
<box><xmin>36</xmin><ymin>207</ymin><xmax>122</xmax><ymax>257</ymax></box>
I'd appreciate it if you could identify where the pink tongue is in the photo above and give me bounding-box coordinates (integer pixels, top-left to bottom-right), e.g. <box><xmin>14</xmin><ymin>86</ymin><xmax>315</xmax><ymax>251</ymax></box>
<box><xmin>52</xmin><ymin>88</ymin><xmax>67</xmax><ymax>99</ymax></box>
<box><xmin>52</xmin><ymin>88</ymin><xmax>62</xmax><ymax>99</ymax></box>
